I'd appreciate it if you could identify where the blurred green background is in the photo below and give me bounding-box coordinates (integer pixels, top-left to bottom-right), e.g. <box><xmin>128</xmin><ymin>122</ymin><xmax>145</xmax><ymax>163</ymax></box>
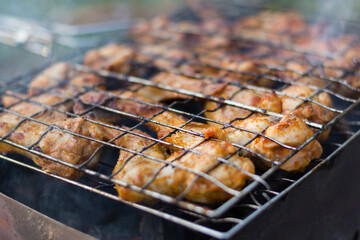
<box><xmin>0</xmin><ymin>0</ymin><xmax>183</xmax><ymax>23</ymax></box>
<box><xmin>0</xmin><ymin>0</ymin><xmax>359</xmax><ymax>22</ymax></box>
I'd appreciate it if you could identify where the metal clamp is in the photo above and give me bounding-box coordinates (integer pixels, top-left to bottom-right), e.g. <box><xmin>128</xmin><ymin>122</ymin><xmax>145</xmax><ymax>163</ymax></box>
<box><xmin>0</xmin><ymin>14</ymin><xmax>137</xmax><ymax>57</ymax></box>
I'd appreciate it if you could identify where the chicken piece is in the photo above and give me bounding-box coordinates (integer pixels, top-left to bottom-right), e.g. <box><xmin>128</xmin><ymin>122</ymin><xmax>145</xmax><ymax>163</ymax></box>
<box><xmin>75</xmin><ymin>87</ymin><xmax>165</xmax><ymax>124</ymax></box>
<box><xmin>226</xmin><ymin>116</ymin><xmax>276</xmax><ymax>146</ymax></box>
<box><xmin>321</xmin><ymin>57</ymin><xmax>360</xmax><ymax>97</ymax></box>
<box><xmin>0</xmin><ymin>64</ymin><xmax>107</xmax><ymax>179</ymax></box>
<box><xmin>2</xmin><ymin>91</ymin><xmax>28</xmax><ymax>108</ymax></box>
<box><xmin>227</xmin><ymin>114</ymin><xmax>322</xmax><ymax>172</ymax></box>
<box><xmin>219</xmin><ymin>58</ymin><xmax>259</xmax><ymax>81</ymax></box>
<box><xmin>148</xmin><ymin>72</ymin><xmax>210</xmax><ymax>102</ymax></box>
<box><xmin>32</xmin><ymin>117</ymin><xmax>106</xmax><ymax>179</ymax></box>
<box><xmin>0</xmin><ymin>93</ymin><xmax>111</xmax><ymax>179</ymax></box>
<box><xmin>148</xmin><ymin>110</ymin><xmax>227</xmax><ymax>152</ymax></box>
<box><xmin>0</xmin><ymin>93</ymin><xmax>71</xmax><ymax>157</ymax></box>
<box><xmin>258</xmin><ymin>92</ymin><xmax>283</xmax><ymax>113</ymax></box>
<box><xmin>276</xmin><ymin>62</ymin><xmax>323</xmax><ymax>86</ymax></box>
<box><xmin>29</xmin><ymin>62</ymin><xmax>105</xmax><ymax>98</ymax></box>
<box><xmin>75</xmin><ymin>71</ymin><xmax>210</xmax><ymax>123</ymax></box>
<box><xmin>191</xmin><ymin>14</ymin><xmax>234</xmax><ymax>50</ymax></box>
<box><xmin>293</xmin><ymin>32</ymin><xmax>354</xmax><ymax>55</ymax></box>
<box><xmin>130</xmin><ymin>16</ymin><xmax>184</xmax><ymax>43</ymax></box>
<box><xmin>219</xmin><ymin>56</ymin><xmax>274</xmax><ymax>87</ymax></box>
<box><xmin>84</xmin><ymin>44</ymin><xmax>135</xmax><ymax>73</ymax></box>
<box><xmin>235</xmin><ymin>11</ymin><xmax>306</xmax><ymax>34</ymax></box>
<box><xmin>112</xmin><ymin>129</ymin><xmax>254</xmax><ymax>204</ymax></box>
<box><xmin>341</xmin><ymin>74</ymin><xmax>360</xmax><ymax>97</ymax></box>
<box><xmin>136</xmin><ymin>44</ymin><xmax>194</xmax><ymax>70</ymax></box>
<box><xmin>112</xmin><ymin>130</ymin><xmax>169</xmax><ymax>203</ymax></box>
<box><xmin>200</xmin><ymin>35</ymin><xmax>232</xmax><ymax>49</ymax></box>
<box><xmin>249</xmin><ymin>115</ymin><xmax>322</xmax><ymax>171</ymax></box>
<box><xmin>125</xmin><ymin>72</ymin><xmax>206</xmax><ymax>104</ymax></box>
<box><xmin>28</xmin><ymin>62</ymin><xmax>70</xmax><ymax>96</ymax></box>
<box><xmin>279</xmin><ymin>85</ymin><xmax>335</xmax><ymax>140</ymax></box>
<box><xmin>233</xmin><ymin>12</ymin><xmax>306</xmax><ymax>45</ymax></box>
<box><xmin>203</xmin><ymin>84</ymin><xmax>263</xmax><ymax>124</ymax></box>
<box><xmin>171</xmin><ymin>141</ymin><xmax>254</xmax><ymax>204</ymax></box>
<box><xmin>196</xmin><ymin>15</ymin><xmax>233</xmax><ymax>49</ymax></box>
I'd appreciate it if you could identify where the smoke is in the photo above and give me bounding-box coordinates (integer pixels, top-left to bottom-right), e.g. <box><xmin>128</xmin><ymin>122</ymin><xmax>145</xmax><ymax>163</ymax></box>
<box><xmin>312</xmin><ymin>0</ymin><xmax>359</xmax><ymax>37</ymax></box>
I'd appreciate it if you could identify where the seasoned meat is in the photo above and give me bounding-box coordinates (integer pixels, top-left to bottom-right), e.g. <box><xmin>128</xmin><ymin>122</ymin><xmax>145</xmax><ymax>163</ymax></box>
<box><xmin>227</xmin><ymin>115</ymin><xmax>322</xmax><ymax>171</ymax></box>
<box><xmin>84</xmin><ymin>44</ymin><xmax>135</xmax><ymax>73</ymax></box>
<box><xmin>0</xmin><ymin>64</ymin><xmax>107</xmax><ymax>179</ymax></box>
<box><xmin>32</xmin><ymin>117</ymin><xmax>106</xmax><ymax>179</ymax></box>
<box><xmin>111</xmin><ymin>129</ymin><xmax>254</xmax><ymax>204</ymax></box>
<box><xmin>2</xmin><ymin>8</ymin><xmax>357</xmax><ymax>205</ymax></box>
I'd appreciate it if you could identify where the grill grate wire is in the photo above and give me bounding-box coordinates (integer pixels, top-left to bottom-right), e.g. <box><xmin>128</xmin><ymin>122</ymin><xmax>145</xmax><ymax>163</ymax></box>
<box><xmin>0</xmin><ymin>3</ymin><xmax>360</xmax><ymax>239</ymax></box>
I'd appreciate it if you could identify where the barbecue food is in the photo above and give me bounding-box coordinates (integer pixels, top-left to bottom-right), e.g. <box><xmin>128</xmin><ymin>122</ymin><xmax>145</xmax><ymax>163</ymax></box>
<box><xmin>28</xmin><ymin>62</ymin><xmax>106</xmax><ymax>96</ymax></box>
<box><xmin>227</xmin><ymin>115</ymin><xmax>322</xmax><ymax>171</ymax></box>
<box><xmin>1</xmin><ymin>8</ymin><xmax>359</xmax><ymax>206</ymax></box>
<box><xmin>84</xmin><ymin>44</ymin><xmax>135</xmax><ymax>73</ymax></box>
<box><xmin>0</xmin><ymin>94</ymin><xmax>106</xmax><ymax>179</ymax></box>
<box><xmin>0</xmin><ymin>64</ymin><xmax>107</xmax><ymax>179</ymax></box>
<box><xmin>82</xmin><ymin>42</ymin><xmax>337</xmax><ymax>131</ymax></box>
<box><xmin>111</xmin><ymin>129</ymin><xmax>255</xmax><ymax>204</ymax></box>
<box><xmin>77</xmin><ymin>88</ymin><xmax>322</xmax><ymax>172</ymax></box>
<box><xmin>0</xmin><ymin>93</ymin><xmax>70</xmax><ymax>157</ymax></box>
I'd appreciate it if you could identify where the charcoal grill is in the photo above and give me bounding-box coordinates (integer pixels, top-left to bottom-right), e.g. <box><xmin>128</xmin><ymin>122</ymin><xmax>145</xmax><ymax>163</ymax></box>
<box><xmin>0</xmin><ymin>1</ymin><xmax>360</xmax><ymax>239</ymax></box>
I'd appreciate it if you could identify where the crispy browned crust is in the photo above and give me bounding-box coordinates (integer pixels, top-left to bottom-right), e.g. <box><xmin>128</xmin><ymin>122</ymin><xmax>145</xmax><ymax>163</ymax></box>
<box><xmin>112</xmin><ymin>130</ymin><xmax>255</xmax><ymax>204</ymax></box>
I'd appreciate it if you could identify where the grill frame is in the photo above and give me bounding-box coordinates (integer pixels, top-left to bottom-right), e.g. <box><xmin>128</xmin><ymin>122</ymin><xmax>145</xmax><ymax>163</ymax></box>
<box><xmin>0</xmin><ymin>3</ymin><xmax>360</xmax><ymax>239</ymax></box>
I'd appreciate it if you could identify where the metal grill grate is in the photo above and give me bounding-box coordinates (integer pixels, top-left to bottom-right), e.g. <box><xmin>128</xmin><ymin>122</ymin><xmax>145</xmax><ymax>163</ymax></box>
<box><xmin>0</xmin><ymin>2</ymin><xmax>360</xmax><ymax>239</ymax></box>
